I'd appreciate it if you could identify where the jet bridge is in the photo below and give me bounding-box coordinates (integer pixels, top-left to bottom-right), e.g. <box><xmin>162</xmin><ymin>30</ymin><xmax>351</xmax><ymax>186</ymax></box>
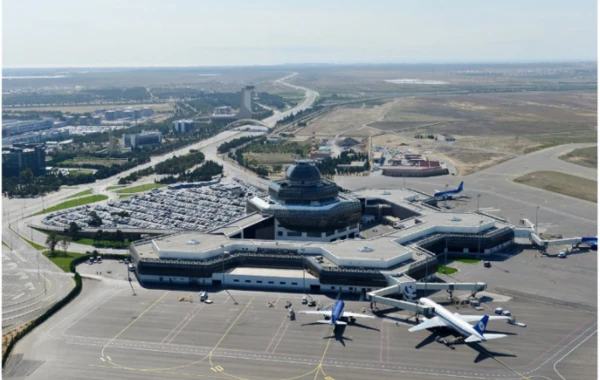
<box><xmin>367</xmin><ymin>278</ymin><xmax>487</xmax><ymax>316</ymax></box>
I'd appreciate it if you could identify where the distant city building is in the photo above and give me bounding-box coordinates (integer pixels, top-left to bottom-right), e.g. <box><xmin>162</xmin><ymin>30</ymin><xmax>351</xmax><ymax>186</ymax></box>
<box><xmin>214</xmin><ymin>106</ymin><xmax>233</xmax><ymax>115</ymax></box>
<box><xmin>78</xmin><ymin>116</ymin><xmax>88</xmax><ymax>125</ymax></box>
<box><xmin>95</xmin><ymin>108</ymin><xmax>106</xmax><ymax>115</ymax></box>
<box><xmin>122</xmin><ymin>109</ymin><xmax>135</xmax><ymax>119</ymax></box>
<box><xmin>2</xmin><ymin>129</ymin><xmax>69</xmax><ymax>146</ymax></box>
<box><xmin>141</xmin><ymin>107</ymin><xmax>153</xmax><ymax>117</ymax></box>
<box><xmin>114</xmin><ymin>109</ymin><xmax>123</xmax><ymax>119</ymax></box>
<box><xmin>2</xmin><ymin>144</ymin><xmax>46</xmax><ymax>177</ymax></box>
<box><xmin>2</xmin><ymin>118</ymin><xmax>54</xmax><ymax>137</ymax></box>
<box><xmin>92</xmin><ymin>116</ymin><xmax>102</xmax><ymax>125</ymax></box>
<box><xmin>122</xmin><ymin>130</ymin><xmax>162</xmax><ymax>149</ymax></box>
<box><xmin>105</xmin><ymin>110</ymin><xmax>116</xmax><ymax>121</ymax></box>
<box><xmin>134</xmin><ymin>109</ymin><xmax>142</xmax><ymax>119</ymax></box>
<box><xmin>172</xmin><ymin>120</ymin><xmax>195</xmax><ymax>134</ymax></box>
<box><xmin>65</xmin><ymin>116</ymin><xmax>75</xmax><ymax>124</ymax></box>
<box><xmin>236</xmin><ymin>85</ymin><xmax>255</xmax><ymax>119</ymax></box>
<box><xmin>53</xmin><ymin>121</ymin><xmax>67</xmax><ymax>128</ymax></box>
<box><xmin>436</xmin><ymin>134</ymin><xmax>455</xmax><ymax>142</ymax></box>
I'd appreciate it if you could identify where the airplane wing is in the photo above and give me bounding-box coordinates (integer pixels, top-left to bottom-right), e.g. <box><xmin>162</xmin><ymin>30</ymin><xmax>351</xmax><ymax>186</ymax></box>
<box><xmin>457</xmin><ymin>315</ymin><xmax>512</xmax><ymax>323</ymax></box>
<box><xmin>465</xmin><ymin>333</ymin><xmax>507</xmax><ymax>343</ymax></box>
<box><xmin>298</xmin><ymin>310</ymin><xmax>332</xmax><ymax>317</ymax></box>
<box><xmin>408</xmin><ymin>316</ymin><xmax>447</xmax><ymax>332</ymax></box>
<box><xmin>342</xmin><ymin>312</ymin><xmax>375</xmax><ymax>319</ymax></box>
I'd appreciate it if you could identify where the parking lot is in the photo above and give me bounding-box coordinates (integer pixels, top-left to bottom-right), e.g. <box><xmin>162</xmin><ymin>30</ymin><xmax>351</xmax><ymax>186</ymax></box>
<box><xmin>41</xmin><ymin>183</ymin><xmax>266</xmax><ymax>231</ymax></box>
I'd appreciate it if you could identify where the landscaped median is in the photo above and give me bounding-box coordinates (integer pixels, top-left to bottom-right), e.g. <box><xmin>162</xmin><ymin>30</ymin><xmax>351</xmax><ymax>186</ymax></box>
<box><xmin>116</xmin><ymin>183</ymin><xmax>165</xmax><ymax>194</ymax></box>
<box><xmin>32</xmin><ymin>194</ymin><xmax>109</xmax><ymax>216</ymax></box>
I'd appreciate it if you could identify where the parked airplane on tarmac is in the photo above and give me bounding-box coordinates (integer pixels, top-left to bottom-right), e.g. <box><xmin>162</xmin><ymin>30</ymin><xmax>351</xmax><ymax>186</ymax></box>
<box><xmin>409</xmin><ymin>298</ymin><xmax>512</xmax><ymax>343</ymax></box>
<box><xmin>299</xmin><ymin>299</ymin><xmax>375</xmax><ymax>325</ymax></box>
<box><xmin>434</xmin><ymin>181</ymin><xmax>464</xmax><ymax>200</ymax></box>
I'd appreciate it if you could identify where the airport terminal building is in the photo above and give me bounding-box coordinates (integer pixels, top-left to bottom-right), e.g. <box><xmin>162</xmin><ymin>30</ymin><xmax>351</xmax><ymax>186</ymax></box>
<box><xmin>130</xmin><ymin>161</ymin><xmax>515</xmax><ymax>296</ymax></box>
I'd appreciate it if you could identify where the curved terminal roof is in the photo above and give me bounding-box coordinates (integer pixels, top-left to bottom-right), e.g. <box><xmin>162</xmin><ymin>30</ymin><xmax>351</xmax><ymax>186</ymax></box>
<box><xmin>285</xmin><ymin>161</ymin><xmax>322</xmax><ymax>183</ymax></box>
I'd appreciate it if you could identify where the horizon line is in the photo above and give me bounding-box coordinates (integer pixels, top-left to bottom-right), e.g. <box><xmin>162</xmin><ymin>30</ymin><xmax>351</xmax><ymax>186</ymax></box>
<box><xmin>3</xmin><ymin>59</ymin><xmax>597</xmax><ymax>70</ymax></box>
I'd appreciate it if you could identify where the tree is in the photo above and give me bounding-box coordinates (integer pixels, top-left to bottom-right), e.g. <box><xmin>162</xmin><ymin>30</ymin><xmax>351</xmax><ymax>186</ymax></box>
<box><xmin>272</xmin><ymin>164</ymin><xmax>283</xmax><ymax>173</ymax></box>
<box><xmin>88</xmin><ymin>211</ymin><xmax>103</xmax><ymax>227</ymax></box>
<box><xmin>20</xmin><ymin>168</ymin><xmax>34</xmax><ymax>182</ymax></box>
<box><xmin>94</xmin><ymin>230</ymin><xmax>104</xmax><ymax>242</ymax></box>
<box><xmin>59</xmin><ymin>236</ymin><xmax>71</xmax><ymax>254</ymax></box>
<box><xmin>67</xmin><ymin>222</ymin><xmax>81</xmax><ymax>235</ymax></box>
<box><xmin>45</xmin><ymin>231</ymin><xmax>58</xmax><ymax>255</ymax></box>
<box><xmin>115</xmin><ymin>229</ymin><xmax>124</xmax><ymax>243</ymax></box>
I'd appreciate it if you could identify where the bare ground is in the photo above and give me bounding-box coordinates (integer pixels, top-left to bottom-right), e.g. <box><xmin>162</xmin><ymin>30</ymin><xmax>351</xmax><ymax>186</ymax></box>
<box><xmin>514</xmin><ymin>171</ymin><xmax>597</xmax><ymax>203</ymax></box>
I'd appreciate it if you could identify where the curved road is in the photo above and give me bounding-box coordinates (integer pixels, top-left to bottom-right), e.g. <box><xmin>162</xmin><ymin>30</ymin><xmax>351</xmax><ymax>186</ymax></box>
<box><xmin>2</xmin><ymin>72</ymin><xmax>319</xmax><ymax>332</ymax></box>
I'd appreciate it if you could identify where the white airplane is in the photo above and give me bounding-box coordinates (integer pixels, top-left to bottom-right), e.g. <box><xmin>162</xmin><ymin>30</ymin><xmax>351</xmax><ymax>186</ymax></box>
<box><xmin>409</xmin><ymin>298</ymin><xmax>511</xmax><ymax>343</ymax></box>
<box><xmin>299</xmin><ymin>300</ymin><xmax>375</xmax><ymax>325</ymax></box>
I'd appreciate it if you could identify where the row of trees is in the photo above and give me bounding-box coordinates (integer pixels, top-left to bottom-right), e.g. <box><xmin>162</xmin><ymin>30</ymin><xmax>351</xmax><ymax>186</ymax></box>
<box><xmin>2</xmin><ymin>169</ymin><xmax>96</xmax><ymax>198</ymax></box>
<box><xmin>157</xmin><ymin>160</ymin><xmax>223</xmax><ymax>184</ymax></box>
<box><xmin>217</xmin><ymin>135</ymin><xmax>262</xmax><ymax>153</ymax></box>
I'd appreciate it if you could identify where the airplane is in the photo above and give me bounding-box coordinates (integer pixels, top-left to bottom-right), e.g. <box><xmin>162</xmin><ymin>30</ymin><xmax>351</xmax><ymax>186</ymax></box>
<box><xmin>408</xmin><ymin>298</ymin><xmax>512</xmax><ymax>343</ymax></box>
<box><xmin>433</xmin><ymin>181</ymin><xmax>464</xmax><ymax>200</ymax></box>
<box><xmin>577</xmin><ymin>236</ymin><xmax>598</xmax><ymax>251</ymax></box>
<box><xmin>299</xmin><ymin>299</ymin><xmax>375</xmax><ymax>325</ymax></box>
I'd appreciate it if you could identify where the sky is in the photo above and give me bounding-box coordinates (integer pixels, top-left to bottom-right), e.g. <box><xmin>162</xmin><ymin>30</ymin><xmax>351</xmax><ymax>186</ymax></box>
<box><xmin>2</xmin><ymin>0</ymin><xmax>597</xmax><ymax>67</ymax></box>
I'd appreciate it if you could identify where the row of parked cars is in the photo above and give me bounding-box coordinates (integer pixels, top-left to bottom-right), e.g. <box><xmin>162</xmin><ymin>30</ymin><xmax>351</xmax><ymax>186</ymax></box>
<box><xmin>42</xmin><ymin>183</ymin><xmax>266</xmax><ymax>231</ymax></box>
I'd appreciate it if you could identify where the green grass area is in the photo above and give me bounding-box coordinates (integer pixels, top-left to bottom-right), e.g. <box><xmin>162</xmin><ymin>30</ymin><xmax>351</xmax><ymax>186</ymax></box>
<box><xmin>106</xmin><ymin>185</ymin><xmax>126</xmax><ymax>191</ymax></box>
<box><xmin>43</xmin><ymin>250</ymin><xmax>86</xmax><ymax>272</ymax></box>
<box><xmin>560</xmin><ymin>146</ymin><xmax>597</xmax><ymax>169</ymax></box>
<box><xmin>65</xmin><ymin>189</ymin><xmax>93</xmax><ymax>199</ymax></box>
<box><xmin>119</xmin><ymin>194</ymin><xmax>134</xmax><ymax>199</ymax></box>
<box><xmin>33</xmin><ymin>194</ymin><xmax>109</xmax><ymax>216</ymax></box>
<box><xmin>514</xmin><ymin>171</ymin><xmax>597</xmax><ymax>203</ymax></box>
<box><xmin>24</xmin><ymin>237</ymin><xmax>46</xmax><ymax>250</ymax></box>
<box><xmin>38</xmin><ymin>231</ymin><xmax>128</xmax><ymax>249</ymax></box>
<box><xmin>454</xmin><ymin>258</ymin><xmax>481</xmax><ymax>264</ymax></box>
<box><xmin>437</xmin><ymin>265</ymin><xmax>458</xmax><ymax>275</ymax></box>
<box><xmin>60</xmin><ymin>157</ymin><xmax>128</xmax><ymax>167</ymax></box>
<box><xmin>116</xmin><ymin>183</ymin><xmax>165</xmax><ymax>194</ymax></box>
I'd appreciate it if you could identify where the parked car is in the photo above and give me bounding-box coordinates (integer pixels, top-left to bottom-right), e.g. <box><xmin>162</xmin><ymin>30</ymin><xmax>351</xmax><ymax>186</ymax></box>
<box><xmin>483</xmin><ymin>261</ymin><xmax>491</xmax><ymax>268</ymax></box>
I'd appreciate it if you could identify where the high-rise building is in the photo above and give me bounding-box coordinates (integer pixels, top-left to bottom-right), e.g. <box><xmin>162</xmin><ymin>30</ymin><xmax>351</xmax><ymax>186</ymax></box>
<box><xmin>2</xmin><ymin>144</ymin><xmax>46</xmax><ymax>177</ymax></box>
<box><xmin>172</xmin><ymin>120</ymin><xmax>194</xmax><ymax>134</ymax></box>
<box><xmin>236</xmin><ymin>85</ymin><xmax>255</xmax><ymax>119</ymax></box>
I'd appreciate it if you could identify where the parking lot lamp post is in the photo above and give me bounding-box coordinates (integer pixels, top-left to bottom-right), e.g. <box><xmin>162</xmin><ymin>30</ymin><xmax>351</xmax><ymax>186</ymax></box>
<box><xmin>478</xmin><ymin>221</ymin><xmax>483</xmax><ymax>254</ymax></box>
<box><xmin>477</xmin><ymin>194</ymin><xmax>481</xmax><ymax>213</ymax></box>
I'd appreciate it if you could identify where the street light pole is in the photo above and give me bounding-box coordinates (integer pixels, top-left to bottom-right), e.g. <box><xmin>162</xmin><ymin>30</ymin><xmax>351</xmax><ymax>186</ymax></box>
<box><xmin>478</xmin><ymin>221</ymin><xmax>483</xmax><ymax>255</ymax></box>
<box><xmin>477</xmin><ymin>194</ymin><xmax>481</xmax><ymax>213</ymax></box>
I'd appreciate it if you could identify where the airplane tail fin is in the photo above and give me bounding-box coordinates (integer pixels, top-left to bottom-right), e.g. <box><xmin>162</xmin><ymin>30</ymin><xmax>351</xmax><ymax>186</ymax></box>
<box><xmin>457</xmin><ymin>181</ymin><xmax>464</xmax><ymax>192</ymax></box>
<box><xmin>335</xmin><ymin>321</ymin><xmax>348</xmax><ymax>325</ymax></box>
<box><xmin>473</xmin><ymin>315</ymin><xmax>489</xmax><ymax>335</ymax></box>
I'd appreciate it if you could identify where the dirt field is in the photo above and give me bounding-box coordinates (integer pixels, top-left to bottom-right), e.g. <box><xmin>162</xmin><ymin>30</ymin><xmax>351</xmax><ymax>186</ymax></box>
<box><xmin>559</xmin><ymin>146</ymin><xmax>598</xmax><ymax>168</ymax></box>
<box><xmin>297</xmin><ymin>100</ymin><xmax>399</xmax><ymax>138</ymax></box>
<box><xmin>11</xmin><ymin>103</ymin><xmax>174</xmax><ymax>113</ymax></box>
<box><xmin>514</xmin><ymin>171</ymin><xmax>597</xmax><ymax>203</ymax></box>
<box><xmin>246</xmin><ymin>153</ymin><xmax>297</xmax><ymax>165</ymax></box>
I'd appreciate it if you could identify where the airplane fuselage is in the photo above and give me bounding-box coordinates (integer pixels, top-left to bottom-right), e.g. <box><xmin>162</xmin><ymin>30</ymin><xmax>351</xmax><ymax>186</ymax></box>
<box><xmin>330</xmin><ymin>300</ymin><xmax>345</xmax><ymax>325</ymax></box>
<box><xmin>419</xmin><ymin>298</ymin><xmax>486</xmax><ymax>342</ymax></box>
